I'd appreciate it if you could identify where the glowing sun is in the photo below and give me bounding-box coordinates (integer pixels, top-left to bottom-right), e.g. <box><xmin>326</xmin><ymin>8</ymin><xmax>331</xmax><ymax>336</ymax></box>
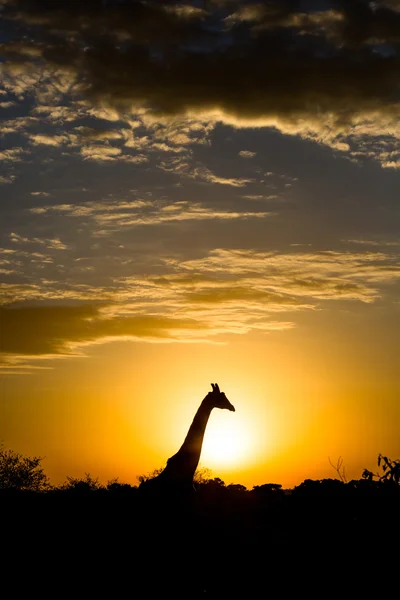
<box><xmin>201</xmin><ymin>413</ymin><xmax>252</xmax><ymax>467</ymax></box>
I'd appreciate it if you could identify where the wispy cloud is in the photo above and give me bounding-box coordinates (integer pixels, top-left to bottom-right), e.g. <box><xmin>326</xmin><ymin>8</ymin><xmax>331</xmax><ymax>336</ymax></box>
<box><xmin>162</xmin><ymin>248</ymin><xmax>400</xmax><ymax>305</ymax></box>
<box><xmin>0</xmin><ymin>174</ymin><xmax>16</xmax><ymax>184</ymax></box>
<box><xmin>1</xmin><ymin>246</ymin><xmax>399</xmax><ymax>369</ymax></box>
<box><xmin>239</xmin><ymin>150</ymin><xmax>257</xmax><ymax>159</ymax></box>
<box><xmin>80</xmin><ymin>144</ymin><xmax>122</xmax><ymax>162</ymax></box>
<box><xmin>29</xmin><ymin>134</ymin><xmax>71</xmax><ymax>147</ymax></box>
<box><xmin>29</xmin><ymin>199</ymin><xmax>272</xmax><ymax>231</ymax></box>
<box><xmin>0</xmin><ymin>147</ymin><xmax>25</xmax><ymax>162</ymax></box>
<box><xmin>10</xmin><ymin>232</ymin><xmax>68</xmax><ymax>250</ymax></box>
<box><xmin>158</xmin><ymin>158</ymin><xmax>254</xmax><ymax>187</ymax></box>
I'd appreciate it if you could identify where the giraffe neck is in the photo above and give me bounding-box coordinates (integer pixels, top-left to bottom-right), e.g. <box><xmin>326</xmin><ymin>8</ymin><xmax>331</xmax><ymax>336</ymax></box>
<box><xmin>180</xmin><ymin>397</ymin><xmax>213</xmax><ymax>458</ymax></box>
<box><xmin>161</xmin><ymin>397</ymin><xmax>214</xmax><ymax>483</ymax></box>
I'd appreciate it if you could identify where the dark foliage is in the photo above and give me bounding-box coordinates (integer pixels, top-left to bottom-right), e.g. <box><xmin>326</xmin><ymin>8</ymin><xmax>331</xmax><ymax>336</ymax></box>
<box><xmin>1</xmin><ymin>451</ymin><xmax>398</xmax><ymax>598</ymax></box>
<box><xmin>0</xmin><ymin>446</ymin><xmax>50</xmax><ymax>491</ymax></box>
<box><xmin>363</xmin><ymin>453</ymin><xmax>400</xmax><ymax>484</ymax></box>
<box><xmin>57</xmin><ymin>472</ymin><xmax>105</xmax><ymax>492</ymax></box>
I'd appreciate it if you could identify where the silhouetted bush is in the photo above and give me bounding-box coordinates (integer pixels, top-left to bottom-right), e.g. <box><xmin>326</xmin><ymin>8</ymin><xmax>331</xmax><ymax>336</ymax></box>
<box><xmin>363</xmin><ymin>453</ymin><xmax>400</xmax><ymax>484</ymax></box>
<box><xmin>106</xmin><ymin>478</ymin><xmax>137</xmax><ymax>493</ymax></box>
<box><xmin>58</xmin><ymin>472</ymin><xmax>104</xmax><ymax>493</ymax></box>
<box><xmin>0</xmin><ymin>446</ymin><xmax>50</xmax><ymax>491</ymax></box>
<box><xmin>252</xmin><ymin>482</ymin><xmax>284</xmax><ymax>496</ymax></box>
<box><xmin>137</xmin><ymin>466</ymin><xmax>165</xmax><ymax>484</ymax></box>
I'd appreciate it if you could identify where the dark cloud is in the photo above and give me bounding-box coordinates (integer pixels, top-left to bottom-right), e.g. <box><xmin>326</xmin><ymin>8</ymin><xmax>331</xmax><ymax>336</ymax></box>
<box><xmin>1</xmin><ymin>0</ymin><xmax>208</xmax><ymax>46</ymax></box>
<box><xmin>229</xmin><ymin>1</ymin><xmax>400</xmax><ymax>46</ymax></box>
<box><xmin>1</xmin><ymin>0</ymin><xmax>400</xmax><ymax>125</ymax></box>
<box><xmin>0</xmin><ymin>303</ymin><xmax>206</xmax><ymax>355</ymax></box>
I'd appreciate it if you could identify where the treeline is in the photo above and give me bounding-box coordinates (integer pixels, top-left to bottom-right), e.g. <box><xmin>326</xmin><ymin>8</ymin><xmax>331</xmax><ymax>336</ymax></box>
<box><xmin>1</xmin><ymin>445</ymin><xmax>399</xmax><ymax>493</ymax></box>
<box><xmin>1</xmin><ymin>447</ymin><xmax>399</xmax><ymax>598</ymax></box>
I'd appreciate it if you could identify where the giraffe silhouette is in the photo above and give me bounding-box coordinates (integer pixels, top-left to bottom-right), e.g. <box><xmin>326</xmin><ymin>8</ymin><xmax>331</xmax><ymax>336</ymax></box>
<box><xmin>139</xmin><ymin>383</ymin><xmax>235</xmax><ymax>497</ymax></box>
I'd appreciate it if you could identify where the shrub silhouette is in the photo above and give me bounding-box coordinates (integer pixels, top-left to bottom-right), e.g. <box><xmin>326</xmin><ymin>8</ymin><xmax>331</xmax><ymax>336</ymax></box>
<box><xmin>0</xmin><ymin>446</ymin><xmax>50</xmax><ymax>491</ymax></box>
<box><xmin>137</xmin><ymin>466</ymin><xmax>165</xmax><ymax>484</ymax></box>
<box><xmin>363</xmin><ymin>454</ymin><xmax>400</xmax><ymax>484</ymax></box>
<box><xmin>58</xmin><ymin>472</ymin><xmax>104</xmax><ymax>492</ymax></box>
<box><xmin>106</xmin><ymin>478</ymin><xmax>137</xmax><ymax>493</ymax></box>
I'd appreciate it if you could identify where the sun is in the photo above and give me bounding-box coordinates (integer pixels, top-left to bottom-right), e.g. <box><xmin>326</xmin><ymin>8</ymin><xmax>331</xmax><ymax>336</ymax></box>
<box><xmin>201</xmin><ymin>412</ymin><xmax>253</xmax><ymax>468</ymax></box>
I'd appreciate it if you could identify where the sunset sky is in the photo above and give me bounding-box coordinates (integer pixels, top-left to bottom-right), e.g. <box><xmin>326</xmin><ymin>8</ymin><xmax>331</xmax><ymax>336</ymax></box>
<box><xmin>1</xmin><ymin>0</ymin><xmax>399</xmax><ymax>489</ymax></box>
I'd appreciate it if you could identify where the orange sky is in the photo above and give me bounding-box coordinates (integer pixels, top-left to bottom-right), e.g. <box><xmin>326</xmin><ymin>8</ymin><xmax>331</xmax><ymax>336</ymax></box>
<box><xmin>2</xmin><ymin>313</ymin><xmax>399</xmax><ymax>489</ymax></box>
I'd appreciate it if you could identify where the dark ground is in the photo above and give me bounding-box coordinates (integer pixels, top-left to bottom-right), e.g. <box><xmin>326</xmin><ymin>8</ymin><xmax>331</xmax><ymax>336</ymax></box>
<box><xmin>2</xmin><ymin>478</ymin><xmax>399</xmax><ymax>598</ymax></box>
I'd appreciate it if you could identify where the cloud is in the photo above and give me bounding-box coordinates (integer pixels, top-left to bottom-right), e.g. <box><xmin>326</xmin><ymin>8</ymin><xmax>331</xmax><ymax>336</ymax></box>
<box><xmin>74</xmin><ymin>126</ymin><xmax>123</xmax><ymax>141</ymax></box>
<box><xmin>0</xmin><ymin>304</ymin><xmax>208</xmax><ymax>356</ymax></box>
<box><xmin>2</xmin><ymin>0</ymin><xmax>400</xmax><ymax>133</ymax></box>
<box><xmin>0</xmin><ymin>174</ymin><xmax>16</xmax><ymax>184</ymax></box>
<box><xmin>29</xmin><ymin>134</ymin><xmax>70</xmax><ymax>147</ymax></box>
<box><xmin>10</xmin><ymin>232</ymin><xmax>67</xmax><ymax>250</ymax></box>
<box><xmin>3</xmin><ymin>1</ymin><xmax>400</xmax><ymax>168</ymax></box>
<box><xmin>0</xmin><ymin>147</ymin><xmax>25</xmax><ymax>162</ymax></box>
<box><xmin>182</xmin><ymin>286</ymin><xmax>302</xmax><ymax>307</ymax></box>
<box><xmin>382</xmin><ymin>159</ymin><xmax>400</xmax><ymax>168</ymax></box>
<box><xmin>242</xmin><ymin>194</ymin><xmax>279</xmax><ymax>201</ymax></box>
<box><xmin>0</xmin><ymin>87</ymin><xmax>215</xmax><ymax>169</ymax></box>
<box><xmin>28</xmin><ymin>199</ymin><xmax>272</xmax><ymax>230</ymax></box>
<box><xmin>239</xmin><ymin>150</ymin><xmax>257</xmax><ymax>159</ymax></box>
<box><xmin>165</xmin><ymin>248</ymin><xmax>400</xmax><ymax>304</ymax></box>
<box><xmin>191</xmin><ymin>165</ymin><xmax>254</xmax><ymax>187</ymax></box>
<box><xmin>345</xmin><ymin>238</ymin><xmax>400</xmax><ymax>247</ymax></box>
<box><xmin>32</xmin><ymin>105</ymin><xmax>84</xmax><ymax>123</ymax></box>
<box><xmin>1</xmin><ymin>243</ymin><xmax>399</xmax><ymax>366</ymax></box>
<box><xmin>1</xmin><ymin>116</ymin><xmax>40</xmax><ymax>135</ymax></box>
<box><xmin>158</xmin><ymin>157</ymin><xmax>254</xmax><ymax>186</ymax></box>
<box><xmin>80</xmin><ymin>144</ymin><xmax>122</xmax><ymax>161</ymax></box>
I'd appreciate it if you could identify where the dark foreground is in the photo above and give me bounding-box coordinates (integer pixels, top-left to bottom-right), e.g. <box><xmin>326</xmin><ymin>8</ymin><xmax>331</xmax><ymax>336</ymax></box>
<box><xmin>2</xmin><ymin>478</ymin><xmax>399</xmax><ymax>598</ymax></box>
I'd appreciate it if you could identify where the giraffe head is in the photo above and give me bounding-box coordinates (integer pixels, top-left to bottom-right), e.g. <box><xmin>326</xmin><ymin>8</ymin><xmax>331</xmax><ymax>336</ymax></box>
<box><xmin>207</xmin><ymin>383</ymin><xmax>235</xmax><ymax>412</ymax></box>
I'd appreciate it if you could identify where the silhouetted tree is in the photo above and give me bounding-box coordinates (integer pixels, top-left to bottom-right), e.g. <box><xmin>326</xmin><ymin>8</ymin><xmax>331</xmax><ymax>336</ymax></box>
<box><xmin>293</xmin><ymin>478</ymin><xmax>346</xmax><ymax>495</ymax></box>
<box><xmin>252</xmin><ymin>483</ymin><xmax>283</xmax><ymax>493</ymax></box>
<box><xmin>0</xmin><ymin>446</ymin><xmax>50</xmax><ymax>491</ymax></box>
<box><xmin>194</xmin><ymin>466</ymin><xmax>213</xmax><ymax>484</ymax></box>
<box><xmin>59</xmin><ymin>472</ymin><xmax>103</xmax><ymax>492</ymax></box>
<box><xmin>107</xmin><ymin>478</ymin><xmax>136</xmax><ymax>492</ymax></box>
<box><xmin>362</xmin><ymin>454</ymin><xmax>400</xmax><ymax>484</ymax></box>
<box><xmin>137</xmin><ymin>465</ymin><xmax>213</xmax><ymax>486</ymax></box>
<box><xmin>226</xmin><ymin>483</ymin><xmax>247</xmax><ymax>492</ymax></box>
<box><xmin>202</xmin><ymin>477</ymin><xmax>225</xmax><ymax>489</ymax></box>
<box><xmin>137</xmin><ymin>467</ymin><xmax>165</xmax><ymax>484</ymax></box>
<box><xmin>328</xmin><ymin>456</ymin><xmax>347</xmax><ymax>482</ymax></box>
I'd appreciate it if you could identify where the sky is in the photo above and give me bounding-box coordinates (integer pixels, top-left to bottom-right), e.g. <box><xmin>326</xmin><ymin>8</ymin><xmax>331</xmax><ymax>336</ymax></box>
<box><xmin>0</xmin><ymin>0</ymin><xmax>399</xmax><ymax>489</ymax></box>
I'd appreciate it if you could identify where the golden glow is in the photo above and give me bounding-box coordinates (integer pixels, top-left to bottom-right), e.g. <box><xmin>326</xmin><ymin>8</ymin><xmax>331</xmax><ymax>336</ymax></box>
<box><xmin>1</xmin><ymin>321</ymin><xmax>399</xmax><ymax>489</ymax></box>
<box><xmin>202</xmin><ymin>412</ymin><xmax>253</xmax><ymax>467</ymax></box>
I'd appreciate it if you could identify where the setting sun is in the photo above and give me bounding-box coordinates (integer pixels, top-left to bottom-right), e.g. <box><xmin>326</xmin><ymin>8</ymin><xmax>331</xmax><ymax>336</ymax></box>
<box><xmin>202</xmin><ymin>415</ymin><xmax>253</xmax><ymax>468</ymax></box>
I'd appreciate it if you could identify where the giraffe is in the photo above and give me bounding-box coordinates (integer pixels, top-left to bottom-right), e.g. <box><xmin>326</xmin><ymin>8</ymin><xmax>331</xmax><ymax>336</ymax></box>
<box><xmin>139</xmin><ymin>383</ymin><xmax>235</xmax><ymax>497</ymax></box>
<box><xmin>136</xmin><ymin>384</ymin><xmax>235</xmax><ymax>596</ymax></box>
